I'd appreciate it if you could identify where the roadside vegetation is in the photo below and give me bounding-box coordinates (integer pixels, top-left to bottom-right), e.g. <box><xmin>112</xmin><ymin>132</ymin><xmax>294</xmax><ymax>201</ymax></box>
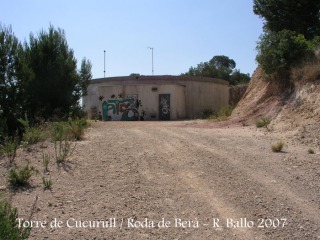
<box><xmin>0</xmin><ymin>23</ymin><xmax>91</xmax><ymax>237</ymax></box>
<box><xmin>256</xmin><ymin>116</ymin><xmax>271</xmax><ymax>129</ymax></box>
<box><xmin>271</xmin><ymin>140</ymin><xmax>285</xmax><ymax>153</ymax></box>
<box><xmin>202</xmin><ymin>105</ymin><xmax>234</xmax><ymax>121</ymax></box>
<box><xmin>0</xmin><ymin>200</ymin><xmax>31</xmax><ymax>239</ymax></box>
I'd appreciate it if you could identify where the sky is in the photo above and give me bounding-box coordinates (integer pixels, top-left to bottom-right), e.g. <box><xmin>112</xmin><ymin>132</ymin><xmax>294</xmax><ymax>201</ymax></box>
<box><xmin>2</xmin><ymin>0</ymin><xmax>264</xmax><ymax>79</ymax></box>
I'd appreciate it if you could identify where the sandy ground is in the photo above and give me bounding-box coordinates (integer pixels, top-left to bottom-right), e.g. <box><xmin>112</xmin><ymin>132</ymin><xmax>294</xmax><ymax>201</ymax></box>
<box><xmin>1</xmin><ymin>120</ymin><xmax>320</xmax><ymax>240</ymax></box>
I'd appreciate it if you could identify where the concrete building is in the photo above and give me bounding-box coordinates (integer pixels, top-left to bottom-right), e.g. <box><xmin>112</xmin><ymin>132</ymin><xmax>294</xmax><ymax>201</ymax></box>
<box><xmin>82</xmin><ymin>75</ymin><xmax>229</xmax><ymax>121</ymax></box>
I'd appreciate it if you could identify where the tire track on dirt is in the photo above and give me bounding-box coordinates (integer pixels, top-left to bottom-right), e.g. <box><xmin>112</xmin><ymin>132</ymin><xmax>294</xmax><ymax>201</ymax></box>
<box><xmin>156</xmin><ymin>127</ymin><xmax>320</xmax><ymax>239</ymax></box>
<box><xmin>161</xmin><ymin>127</ymin><xmax>320</xmax><ymax>221</ymax></box>
<box><xmin>128</xmin><ymin>127</ymin><xmax>266</xmax><ymax>240</ymax></box>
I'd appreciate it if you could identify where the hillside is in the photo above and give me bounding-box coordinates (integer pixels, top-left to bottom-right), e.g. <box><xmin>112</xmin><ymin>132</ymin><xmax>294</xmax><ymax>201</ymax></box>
<box><xmin>231</xmin><ymin>66</ymin><xmax>320</xmax><ymax>148</ymax></box>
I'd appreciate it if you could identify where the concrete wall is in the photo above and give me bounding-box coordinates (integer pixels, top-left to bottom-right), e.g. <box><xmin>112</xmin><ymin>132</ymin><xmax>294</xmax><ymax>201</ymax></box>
<box><xmin>83</xmin><ymin>75</ymin><xmax>229</xmax><ymax>120</ymax></box>
<box><xmin>186</xmin><ymin>81</ymin><xmax>229</xmax><ymax>118</ymax></box>
<box><xmin>98</xmin><ymin>84</ymin><xmax>186</xmax><ymax>120</ymax></box>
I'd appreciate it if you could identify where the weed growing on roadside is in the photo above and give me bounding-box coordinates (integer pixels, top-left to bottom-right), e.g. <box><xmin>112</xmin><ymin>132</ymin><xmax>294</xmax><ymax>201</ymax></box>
<box><xmin>22</xmin><ymin>127</ymin><xmax>43</xmax><ymax>145</ymax></box>
<box><xmin>0</xmin><ymin>200</ymin><xmax>31</xmax><ymax>239</ymax></box>
<box><xmin>308</xmin><ymin>148</ymin><xmax>315</xmax><ymax>154</ymax></box>
<box><xmin>52</xmin><ymin>122</ymin><xmax>67</xmax><ymax>142</ymax></box>
<box><xmin>42</xmin><ymin>177</ymin><xmax>52</xmax><ymax>190</ymax></box>
<box><xmin>271</xmin><ymin>141</ymin><xmax>284</xmax><ymax>152</ymax></box>
<box><xmin>54</xmin><ymin>139</ymin><xmax>76</xmax><ymax>164</ymax></box>
<box><xmin>256</xmin><ymin>117</ymin><xmax>271</xmax><ymax>129</ymax></box>
<box><xmin>68</xmin><ymin>119</ymin><xmax>85</xmax><ymax>140</ymax></box>
<box><xmin>42</xmin><ymin>153</ymin><xmax>50</xmax><ymax>173</ymax></box>
<box><xmin>1</xmin><ymin>137</ymin><xmax>18</xmax><ymax>165</ymax></box>
<box><xmin>203</xmin><ymin>105</ymin><xmax>235</xmax><ymax>121</ymax></box>
<box><xmin>7</xmin><ymin>164</ymin><xmax>38</xmax><ymax>188</ymax></box>
<box><xmin>18</xmin><ymin>115</ymin><xmax>43</xmax><ymax>145</ymax></box>
<box><xmin>201</xmin><ymin>109</ymin><xmax>214</xmax><ymax>119</ymax></box>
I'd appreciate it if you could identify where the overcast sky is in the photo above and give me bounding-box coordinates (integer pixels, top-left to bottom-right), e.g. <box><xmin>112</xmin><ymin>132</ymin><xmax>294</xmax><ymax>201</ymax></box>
<box><xmin>2</xmin><ymin>0</ymin><xmax>264</xmax><ymax>79</ymax></box>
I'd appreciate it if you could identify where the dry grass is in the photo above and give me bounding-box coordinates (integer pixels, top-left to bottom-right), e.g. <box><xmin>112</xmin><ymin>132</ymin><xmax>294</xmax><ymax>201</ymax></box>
<box><xmin>291</xmin><ymin>61</ymin><xmax>320</xmax><ymax>83</ymax></box>
<box><xmin>256</xmin><ymin>116</ymin><xmax>271</xmax><ymax>129</ymax></box>
<box><xmin>271</xmin><ymin>140</ymin><xmax>284</xmax><ymax>152</ymax></box>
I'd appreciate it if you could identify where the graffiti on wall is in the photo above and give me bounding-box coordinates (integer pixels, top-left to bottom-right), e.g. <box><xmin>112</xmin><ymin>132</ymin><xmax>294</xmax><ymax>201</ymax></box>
<box><xmin>102</xmin><ymin>95</ymin><xmax>142</xmax><ymax>121</ymax></box>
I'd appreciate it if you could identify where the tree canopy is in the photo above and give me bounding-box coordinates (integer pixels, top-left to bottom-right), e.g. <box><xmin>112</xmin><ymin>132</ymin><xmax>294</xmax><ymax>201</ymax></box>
<box><xmin>256</xmin><ymin>30</ymin><xmax>313</xmax><ymax>75</ymax></box>
<box><xmin>0</xmin><ymin>24</ymin><xmax>92</xmax><ymax>136</ymax></box>
<box><xmin>253</xmin><ymin>0</ymin><xmax>320</xmax><ymax>40</ymax></box>
<box><xmin>254</xmin><ymin>0</ymin><xmax>320</xmax><ymax>81</ymax></box>
<box><xmin>182</xmin><ymin>55</ymin><xmax>250</xmax><ymax>85</ymax></box>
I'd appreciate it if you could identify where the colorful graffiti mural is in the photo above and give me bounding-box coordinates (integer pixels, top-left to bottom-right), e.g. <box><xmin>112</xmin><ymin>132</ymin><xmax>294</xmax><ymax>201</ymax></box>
<box><xmin>102</xmin><ymin>95</ymin><xmax>142</xmax><ymax>121</ymax></box>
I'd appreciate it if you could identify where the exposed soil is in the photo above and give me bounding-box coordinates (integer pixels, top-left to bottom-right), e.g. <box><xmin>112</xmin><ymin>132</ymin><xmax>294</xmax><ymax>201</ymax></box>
<box><xmin>1</xmin><ymin>120</ymin><xmax>319</xmax><ymax>240</ymax></box>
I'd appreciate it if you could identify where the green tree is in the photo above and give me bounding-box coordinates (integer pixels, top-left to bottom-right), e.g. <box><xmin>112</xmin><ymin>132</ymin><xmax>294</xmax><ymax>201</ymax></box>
<box><xmin>182</xmin><ymin>55</ymin><xmax>250</xmax><ymax>85</ymax></box>
<box><xmin>0</xmin><ymin>24</ymin><xmax>25</xmax><ymax>137</ymax></box>
<box><xmin>256</xmin><ymin>29</ymin><xmax>313</xmax><ymax>82</ymax></box>
<box><xmin>229</xmin><ymin>70</ymin><xmax>251</xmax><ymax>86</ymax></box>
<box><xmin>23</xmin><ymin>25</ymin><xmax>90</xmax><ymax>119</ymax></box>
<box><xmin>77</xmin><ymin>57</ymin><xmax>92</xmax><ymax>97</ymax></box>
<box><xmin>253</xmin><ymin>0</ymin><xmax>320</xmax><ymax>40</ymax></box>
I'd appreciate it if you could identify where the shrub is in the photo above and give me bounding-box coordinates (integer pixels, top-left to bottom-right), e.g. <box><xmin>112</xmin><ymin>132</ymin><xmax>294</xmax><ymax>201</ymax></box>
<box><xmin>308</xmin><ymin>149</ymin><xmax>315</xmax><ymax>154</ymax></box>
<box><xmin>67</xmin><ymin>118</ymin><xmax>86</xmax><ymax>140</ymax></box>
<box><xmin>42</xmin><ymin>153</ymin><xmax>50</xmax><ymax>173</ymax></box>
<box><xmin>8</xmin><ymin>164</ymin><xmax>38</xmax><ymax>188</ymax></box>
<box><xmin>202</xmin><ymin>109</ymin><xmax>214</xmax><ymax>119</ymax></box>
<box><xmin>22</xmin><ymin>127</ymin><xmax>43</xmax><ymax>145</ymax></box>
<box><xmin>0</xmin><ymin>200</ymin><xmax>30</xmax><ymax>239</ymax></box>
<box><xmin>0</xmin><ymin>117</ymin><xmax>8</xmax><ymax>145</ymax></box>
<box><xmin>1</xmin><ymin>137</ymin><xmax>18</xmax><ymax>165</ymax></box>
<box><xmin>204</xmin><ymin>105</ymin><xmax>234</xmax><ymax>121</ymax></box>
<box><xmin>256</xmin><ymin>117</ymin><xmax>271</xmax><ymax>129</ymax></box>
<box><xmin>18</xmin><ymin>115</ymin><xmax>45</xmax><ymax>145</ymax></box>
<box><xmin>256</xmin><ymin>30</ymin><xmax>313</xmax><ymax>82</ymax></box>
<box><xmin>52</xmin><ymin>118</ymin><xmax>87</xmax><ymax>142</ymax></box>
<box><xmin>42</xmin><ymin>177</ymin><xmax>52</xmax><ymax>190</ymax></box>
<box><xmin>216</xmin><ymin>105</ymin><xmax>234</xmax><ymax>120</ymax></box>
<box><xmin>291</xmin><ymin>61</ymin><xmax>320</xmax><ymax>82</ymax></box>
<box><xmin>271</xmin><ymin>141</ymin><xmax>284</xmax><ymax>152</ymax></box>
<box><xmin>54</xmin><ymin>139</ymin><xmax>76</xmax><ymax>164</ymax></box>
<box><xmin>52</xmin><ymin>122</ymin><xmax>68</xmax><ymax>142</ymax></box>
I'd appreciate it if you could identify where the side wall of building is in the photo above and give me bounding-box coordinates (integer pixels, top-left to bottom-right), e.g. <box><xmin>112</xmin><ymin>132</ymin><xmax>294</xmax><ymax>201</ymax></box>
<box><xmin>185</xmin><ymin>81</ymin><xmax>229</xmax><ymax>118</ymax></box>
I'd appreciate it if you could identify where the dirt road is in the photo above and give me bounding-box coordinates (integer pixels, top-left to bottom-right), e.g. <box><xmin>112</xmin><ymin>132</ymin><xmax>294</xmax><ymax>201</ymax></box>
<box><xmin>10</xmin><ymin>121</ymin><xmax>320</xmax><ymax>239</ymax></box>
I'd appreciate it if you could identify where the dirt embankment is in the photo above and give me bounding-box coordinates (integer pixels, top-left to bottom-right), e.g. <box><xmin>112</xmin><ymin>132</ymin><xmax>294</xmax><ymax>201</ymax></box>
<box><xmin>231</xmin><ymin>66</ymin><xmax>320</xmax><ymax>149</ymax></box>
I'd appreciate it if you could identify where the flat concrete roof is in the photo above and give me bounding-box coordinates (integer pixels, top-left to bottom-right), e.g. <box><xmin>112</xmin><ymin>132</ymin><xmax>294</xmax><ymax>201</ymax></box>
<box><xmin>90</xmin><ymin>75</ymin><xmax>229</xmax><ymax>86</ymax></box>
